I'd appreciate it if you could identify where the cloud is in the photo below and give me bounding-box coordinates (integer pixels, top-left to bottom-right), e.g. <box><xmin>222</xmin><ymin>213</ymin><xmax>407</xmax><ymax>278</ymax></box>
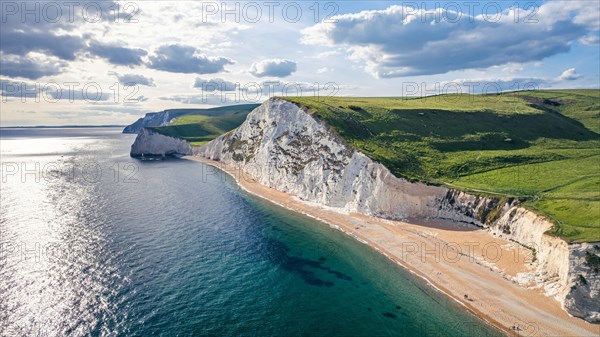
<box><xmin>317</xmin><ymin>67</ymin><xmax>333</xmax><ymax>74</ymax></box>
<box><xmin>443</xmin><ymin>68</ymin><xmax>585</xmax><ymax>95</ymax></box>
<box><xmin>193</xmin><ymin>78</ymin><xmax>238</xmax><ymax>91</ymax></box>
<box><xmin>88</xmin><ymin>43</ymin><xmax>148</xmax><ymax>66</ymax></box>
<box><xmin>0</xmin><ymin>55</ymin><xmax>65</xmax><ymax>80</ymax></box>
<box><xmin>0</xmin><ymin>1</ymin><xmax>129</xmax><ymax>62</ymax></box>
<box><xmin>109</xmin><ymin>72</ymin><xmax>156</xmax><ymax>86</ymax></box>
<box><xmin>558</xmin><ymin>68</ymin><xmax>583</xmax><ymax>81</ymax></box>
<box><xmin>301</xmin><ymin>3</ymin><xmax>597</xmax><ymax>77</ymax></box>
<box><xmin>0</xmin><ymin>1</ymin><xmax>146</xmax><ymax>77</ymax></box>
<box><xmin>579</xmin><ymin>34</ymin><xmax>599</xmax><ymax>45</ymax></box>
<box><xmin>148</xmin><ymin>44</ymin><xmax>234</xmax><ymax>74</ymax></box>
<box><xmin>249</xmin><ymin>59</ymin><xmax>297</xmax><ymax>78</ymax></box>
<box><xmin>0</xmin><ymin>30</ymin><xmax>84</xmax><ymax>61</ymax></box>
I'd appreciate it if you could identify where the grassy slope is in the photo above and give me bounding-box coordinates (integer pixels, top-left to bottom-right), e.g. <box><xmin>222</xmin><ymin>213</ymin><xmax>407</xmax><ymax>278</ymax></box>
<box><xmin>149</xmin><ymin>104</ymin><xmax>259</xmax><ymax>146</ymax></box>
<box><xmin>285</xmin><ymin>90</ymin><xmax>600</xmax><ymax>242</ymax></box>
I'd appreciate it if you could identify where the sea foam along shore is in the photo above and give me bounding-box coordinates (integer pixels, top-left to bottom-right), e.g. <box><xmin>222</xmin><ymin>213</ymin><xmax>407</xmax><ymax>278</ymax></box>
<box><xmin>187</xmin><ymin>156</ymin><xmax>598</xmax><ymax>337</ymax></box>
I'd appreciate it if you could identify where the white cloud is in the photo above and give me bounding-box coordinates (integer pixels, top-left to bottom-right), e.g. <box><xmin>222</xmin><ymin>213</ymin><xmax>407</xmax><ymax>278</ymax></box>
<box><xmin>579</xmin><ymin>34</ymin><xmax>599</xmax><ymax>46</ymax></box>
<box><xmin>148</xmin><ymin>45</ymin><xmax>234</xmax><ymax>74</ymax></box>
<box><xmin>301</xmin><ymin>3</ymin><xmax>599</xmax><ymax>78</ymax></box>
<box><xmin>500</xmin><ymin>64</ymin><xmax>524</xmax><ymax>74</ymax></box>
<box><xmin>558</xmin><ymin>68</ymin><xmax>583</xmax><ymax>81</ymax></box>
<box><xmin>0</xmin><ymin>54</ymin><xmax>66</xmax><ymax>80</ymax></box>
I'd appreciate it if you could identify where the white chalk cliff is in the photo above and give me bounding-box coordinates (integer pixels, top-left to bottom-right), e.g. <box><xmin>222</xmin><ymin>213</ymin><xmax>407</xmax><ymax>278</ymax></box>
<box><xmin>130</xmin><ymin>128</ymin><xmax>192</xmax><ymax>158</ymax></box>
<box><xmin>196</xmin><ymin>98</ymin><xmax>599</xmax><ymax>322</ymax></box>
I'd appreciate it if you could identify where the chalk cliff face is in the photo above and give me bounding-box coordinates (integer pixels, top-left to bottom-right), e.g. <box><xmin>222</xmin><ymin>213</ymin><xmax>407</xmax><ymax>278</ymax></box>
<box><xmin>197</xmin><ymin>98</ymin><xmax>599</xmax><ymax>322</ymax></box>
<box><xmin>198</xmin><ymin>98</ymin><xmax>447</xmax><ymax>218</ymax></box>
<box><xmin>123</xmin><ymin>111</ymin><xmax>175</xmax><ymax>134</ymax></box>
<box><xmin>130</xmin><ymin>128</ymin><xmax>192</xmax><ymax>158</ymax></box>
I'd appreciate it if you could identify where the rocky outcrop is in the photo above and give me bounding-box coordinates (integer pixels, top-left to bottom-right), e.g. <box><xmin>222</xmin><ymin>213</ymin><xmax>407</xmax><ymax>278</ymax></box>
<box><xmin>564</xmin><ymin>243</ymin><xmax>600</xmax><ymax>322</ymax></box>
<box><xmin>196</xmin><ymin>98</ymin><xmax>599</xmax><ymax>322</ymax></box>
<box><xmin>130</xmin><ymin>128</ymin><xmax>192</xmax><ymax>158</ymax></box>
<box><xmin>438</xmin><ymin>191</ymin><xmax>599</xmax><ymax>322</ymax></box>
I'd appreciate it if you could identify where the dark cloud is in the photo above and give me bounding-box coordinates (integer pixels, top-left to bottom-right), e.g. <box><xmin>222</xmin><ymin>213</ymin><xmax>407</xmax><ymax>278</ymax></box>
<box><xmin>0</xmin><ymin>30</ymin><xmax>84</xmax><ymax>61</ymax></box>
<box><xmin>109</xmin><ymin>72</ymin><xmax>155</xmax><ymax>86</ymax></box>
<box><xmin>0</xmin><ymin>1</ymin><xmax>148</xmax><ymax>80</ymax></box>
<box><xmin>88</xmin><ymin>43</ymin><xmax>147</xmax><ymax>66</ymax></box>
<box><xmin>147</xmin><ymin>44</ymin><xmax>234</xmax><ymax>74</ymax></box>
<box><xmin>249</xmin><ymin>59</ymin><xmax>297</xmax><ymax>78</ymax></box>
<box><xmin>0</xmin><ymin>1</ymin><xmax>129</xmax><ymax>61</ymax></box>
<box><xmin>302</xmin><ymin>4</ymin><xmax>595</xmax><ymax>77</ymax></box>
<box><xmin>0</xmin><ymin>57</ymin><xmax>65</xmax><ymax>80</ymax></box>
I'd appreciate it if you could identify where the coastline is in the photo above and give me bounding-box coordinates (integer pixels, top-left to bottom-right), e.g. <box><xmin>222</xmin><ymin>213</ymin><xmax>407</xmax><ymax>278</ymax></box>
<box><xmin>188</xmin><ymin>156</ymin><xmax>598</xmax><ymax>337</ymax></box>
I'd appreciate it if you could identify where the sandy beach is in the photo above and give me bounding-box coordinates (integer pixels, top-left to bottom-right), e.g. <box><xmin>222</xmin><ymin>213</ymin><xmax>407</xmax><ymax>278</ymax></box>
<box><xmin>189</xmin><ymin>156</ymin><xmax>599</xmax><ymax>337</ymax></box>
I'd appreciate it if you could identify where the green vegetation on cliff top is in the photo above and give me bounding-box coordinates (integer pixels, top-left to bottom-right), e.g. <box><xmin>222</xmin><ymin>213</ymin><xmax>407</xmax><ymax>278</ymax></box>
<box><xmin>149</xmin><ymin>104</ymin><xmax>259</xmax><ymax>146</ymax></box>
<box><xmin>285</xmin><ymin>90</ymin><xmax>600</xmax><ymax>242</ymax></box>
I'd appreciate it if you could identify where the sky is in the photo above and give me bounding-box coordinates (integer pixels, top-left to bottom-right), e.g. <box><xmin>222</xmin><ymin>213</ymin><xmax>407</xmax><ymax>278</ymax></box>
<box><xmin>0</xmin><ymin>0</ymin><xmax>599</xmax><ymax>126</ymax></box>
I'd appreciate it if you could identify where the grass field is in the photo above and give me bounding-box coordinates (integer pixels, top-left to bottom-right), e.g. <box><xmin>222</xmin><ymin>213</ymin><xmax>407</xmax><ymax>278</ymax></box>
<box><xmin>285</xmin><ymin>90</ymin><xmax>600</xmax><ymax>242</ymax></box>
<box><xmin>149</xmin><ymin>104</ymin><xmax>258</xmax><ymax>146</ymax></box>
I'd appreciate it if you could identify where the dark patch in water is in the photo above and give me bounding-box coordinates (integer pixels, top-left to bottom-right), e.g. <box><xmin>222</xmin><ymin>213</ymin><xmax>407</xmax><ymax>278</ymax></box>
<box><xmin>266</xmin><ymin>239</ymin><xmax>353</xmax><ymax>287</ymax></box>
<box><xmin>395</xmin><ymin>305</ymin><xmax>401</xmax><ymax>309</ymax></box>
<box><xmin>367</xmin><ymin>308</ymin><xmax>372</xmax><ymax>312</ymax></box>
<box><xmin>383</xmin><ymin>312</ymin><xmax>397</xmax><ymax>319</ymax></box>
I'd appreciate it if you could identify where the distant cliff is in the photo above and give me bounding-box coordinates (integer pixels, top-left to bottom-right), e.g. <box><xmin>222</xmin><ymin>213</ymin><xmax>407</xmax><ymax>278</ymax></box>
<box><xmin>197</xmin><ymin>98</ymin><xmax>599</xmax><ymax>323</ymax></box>
<box><xmin>130</xmin><ymin>128</ymin><xmax>192</xmax><ymax>158</ymax></box>
<box><xmin>123</xmin><ymin>105</ymin><xmax>260</xmax><ymax>134</ymax></box>
<box><xmin>123</xmin><ymin>111</ymin><xmax>178</xmax><ymax>134</ymax></box>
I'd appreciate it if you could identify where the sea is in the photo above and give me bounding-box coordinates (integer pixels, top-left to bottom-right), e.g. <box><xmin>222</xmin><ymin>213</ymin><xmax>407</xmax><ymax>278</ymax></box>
<box><xmin>0</xmin><ymin>127</ymin><xmax>504</xmax><ymax>337</ymax></box>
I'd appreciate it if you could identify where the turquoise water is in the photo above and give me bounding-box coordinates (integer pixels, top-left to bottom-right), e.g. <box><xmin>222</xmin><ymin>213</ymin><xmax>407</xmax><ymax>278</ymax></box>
<box><xmin>0</xmin><ymin>128</ymin><xmax>504</xmax><ymax>336</ymax></box>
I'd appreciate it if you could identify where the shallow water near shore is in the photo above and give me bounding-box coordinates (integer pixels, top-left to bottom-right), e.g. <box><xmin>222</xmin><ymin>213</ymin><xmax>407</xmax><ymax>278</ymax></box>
<box><xmin>0</xmin><ymin>128</ymin><xmax>504</xmax><ymax>336</ymax></box>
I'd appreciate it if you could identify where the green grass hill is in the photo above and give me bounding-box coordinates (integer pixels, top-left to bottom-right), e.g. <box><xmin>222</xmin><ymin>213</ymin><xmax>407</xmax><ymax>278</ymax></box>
<box><xmin>284</xmin><ymin>90</ymin><xmax>600</xmax><ymax>242</ymax></box>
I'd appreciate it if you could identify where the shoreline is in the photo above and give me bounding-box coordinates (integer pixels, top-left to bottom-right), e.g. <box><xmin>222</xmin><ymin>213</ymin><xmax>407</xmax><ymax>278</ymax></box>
<box><xmin>188</xmin><ymin>156</ymin><xmax>598</xmax><ymax>337</ymax></box>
